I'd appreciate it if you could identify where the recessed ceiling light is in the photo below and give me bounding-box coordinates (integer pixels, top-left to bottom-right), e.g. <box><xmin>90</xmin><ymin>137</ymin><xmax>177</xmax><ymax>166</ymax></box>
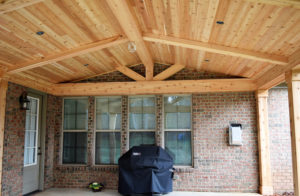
<box><xmin>216</xmin><ymin>21</ymin><xmax>224</xmax><ymax>25</ymax></box>
<box><xmin>36</xmin><ymin>31</ymin><xmax>44</xmax><ymax>35</ymax></box>
<box><xmin>84</xmin><ymin>64</ymin><xmax>89</xmax><ymax>66</ymax></box>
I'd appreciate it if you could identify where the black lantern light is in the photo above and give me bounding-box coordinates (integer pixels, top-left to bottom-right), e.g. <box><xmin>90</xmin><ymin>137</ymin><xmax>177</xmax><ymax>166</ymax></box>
<box><xmin>19</xmin><ymin>92</ymin><xmax>30</xmax><ymax>110</ymax></box>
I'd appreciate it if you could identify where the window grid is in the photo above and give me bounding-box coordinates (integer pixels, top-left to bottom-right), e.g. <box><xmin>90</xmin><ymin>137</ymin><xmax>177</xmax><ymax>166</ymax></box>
<box><xmin>62</xmin><ymin>97</ymin><xmax>88</xmax><ymax>165</ymax></box>
<box><xmin>24</xmin><ymin>96</ymin><xmax>39</xmax><ymax>167</ymax></box>
<box><xmin>128</xmin><ymin>96</ymin><xmax>156</xmax><ymax>148</ymax></box>
<box><xmin>95</xmin><ymin>97</ymin><xmax>121</xmax><ymax>165</ymax></box>
<box><xmin>163</xmin><ymin>95</ymin><xmax>193</xmax><ymax>167</ymax></box>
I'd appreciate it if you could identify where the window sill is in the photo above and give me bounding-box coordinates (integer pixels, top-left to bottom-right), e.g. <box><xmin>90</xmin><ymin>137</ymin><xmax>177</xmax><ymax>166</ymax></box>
<box><xmin>174</xmin><ymin>166</ymin><xmax>194</xmax><ymax>173</ymax></box>
<box><xmin>59</xmin><ymin>164</ymin><xmax>87</xmax><ymax>167</ymax></box>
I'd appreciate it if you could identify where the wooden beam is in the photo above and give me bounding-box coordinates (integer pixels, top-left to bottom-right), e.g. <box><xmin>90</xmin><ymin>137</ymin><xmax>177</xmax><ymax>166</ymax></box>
<box><xmin>153</xmin><ymin>64</ymin><xmax>185</xmax><ymax>81</ymax></box>
<box><xmin>68</xmin><ymin>63</ymin><xmax>143</xmax><ymax>83</ymax></box>
<box><xmin>7</xmin><ymin>35</ymin><xmax>128</xmax><ymax>74</ymax></box>
<box><xmin>49</xmin><ymin>79</ymin><xmax>256</xmax><ymax>96</ymax></box>
<box><xmin>116</xmin><ymin>66</ymin><xmax>145</xmax><ymax>81</ymax></box>
<box><xmin>256</xmin><ymin>90</ymin><xmax>274</xmax><ymax>195</ymax></box>
<box><xmin>244</xmin><ymin>0</ymin><xmax>300</xmax><ymax>9</ymax></box>
<box><xmin>0</xmin><ymin>0</ymin><xmax>44</xmax><ymax>14</ymax></box>
<box><xmin>257</xmin><ymin>48</ymin><xmax>300</xmax><ymax>89</ymax></box>
<box><xmin>0</xmin><ymin>78</ymin><xmax>8</xmax><ymax>195</ymax></box>
<box><xmin>103</xmin><ymin>49</ymin><xmax>145</xmax><ymax>81</ymax></box>
<box><xmin>106</xmin><ymin>0</ymin><xmax>154</xmax><ymax>80</ymax></box>
<box><xmin>286</xmin><ymin>70</ymin><xmax>300</xmax><ymax>196</ymax></box>
<box><xmin>143</xmin><ymin>33</ymin><xmax>288</xmax><ymax>65</ymax></box>
<box><xmin>6</xmin><ymin>74</ymin><xmax>51</xmax><ymax>93</ymax></box>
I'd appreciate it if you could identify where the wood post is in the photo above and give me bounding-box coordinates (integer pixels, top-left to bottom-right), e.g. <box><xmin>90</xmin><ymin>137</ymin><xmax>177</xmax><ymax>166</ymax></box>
<box><xmin>286</xmin><ymin>70</ymin><xmax>300</xmax><ymax>196</ymax></box>
<box><xmin>256</xmin><ymin>90</ymin><xmax>274</xmax><ymax>195</ymax></box>
<box><xmin>0</xmin><ymin>78</ymin><xmax>8</xmax><ymax>195</ymax></box>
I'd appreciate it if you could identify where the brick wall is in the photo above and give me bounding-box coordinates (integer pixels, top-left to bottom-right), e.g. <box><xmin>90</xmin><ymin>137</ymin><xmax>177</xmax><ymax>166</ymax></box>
<box><xmin>268</xmin><ymin>87</ymin><xmax>294</xmax><ymax>194</ymax></box>
<box><xmin>50</xmin><ymin>92</ymin><xmax>259</xmax><ymax>192</ymax></box>
<box><xmin>2</xmin><ymin>83</ymin><xmax>26</xmax><ymax>196</ymax></box>
<box><xmin>44</xmin><ymin>95</ymin><xmax>62</xmax><ymax>189</ymax></box>
<box><xmin>185</xmin><ymin>92</ymin><xmax>258</xmax><ymax>192</ymax></box>
<box><xmin>50</xmin><ymin>64</ymin><xmax>259</xmax><ymax>192</ymax></box>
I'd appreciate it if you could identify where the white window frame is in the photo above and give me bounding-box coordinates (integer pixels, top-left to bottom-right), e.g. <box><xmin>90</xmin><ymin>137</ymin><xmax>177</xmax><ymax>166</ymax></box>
<box><xmin>127</xmin><ymin>95</ymin><xmax>156</xmax><ymax>149</ymax></box>
<box><xmin>94</xmin><ymin>96</ymin><xmax>122</xmax><ymax>166</ymax></box>
<box><xmin>61</xmin><ymin>97</ymin><xmax>88</xmax><ymax>165</ymax></box>
<box><xmin>24</xmin><ymin>96</ymin><xmax>39</xmax><ymax>167</ymax></box>
<box><xmin>162</xmin><ymin>94</ymin><xmax>193</xmax><ymax>168</ymax></box>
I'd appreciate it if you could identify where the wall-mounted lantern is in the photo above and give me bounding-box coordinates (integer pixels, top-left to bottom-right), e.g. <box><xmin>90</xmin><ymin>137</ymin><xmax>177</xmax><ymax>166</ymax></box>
<box><xmin>19</xmin><ymin>92</ymin><xmax>30</xmax><ymax>110</ymax></box>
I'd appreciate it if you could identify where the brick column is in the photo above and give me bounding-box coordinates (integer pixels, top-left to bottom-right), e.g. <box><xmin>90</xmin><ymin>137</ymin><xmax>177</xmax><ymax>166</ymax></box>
<box><xmin>256</xmin><ymin>90</ymin><xmax>273</xmax><ymax>195</ymax></box>
<box><xmin>121</xmin><ymin>96</ymin><xmax>128</xmax><ymax>154</ymax></box>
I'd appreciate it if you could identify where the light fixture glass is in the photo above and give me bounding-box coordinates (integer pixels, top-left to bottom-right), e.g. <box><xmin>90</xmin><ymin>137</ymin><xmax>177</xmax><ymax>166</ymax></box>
<box><xmin>19</xmin><ymin>92</ymin><xmax>30</xmax><ymax>110</ymax></box>
<box><xmin>128</xmin><ymin>41</ymin><xmax>136</xmax><ymax>53</ymax></box>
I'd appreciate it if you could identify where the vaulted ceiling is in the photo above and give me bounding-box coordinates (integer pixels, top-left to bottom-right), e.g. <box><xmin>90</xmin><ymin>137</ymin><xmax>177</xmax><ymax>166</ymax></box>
<box><xmin>0</xmin><ymin>0</ymin><xmax>299</xmax><ymax>93</ymax></box>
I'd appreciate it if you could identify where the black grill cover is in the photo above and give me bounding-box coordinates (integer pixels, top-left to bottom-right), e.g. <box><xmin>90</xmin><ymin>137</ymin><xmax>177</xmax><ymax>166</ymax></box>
<box><xmin>118</xmin><ymin>145</ymin><xmax>174</xmax><ymax>195</ymax></box>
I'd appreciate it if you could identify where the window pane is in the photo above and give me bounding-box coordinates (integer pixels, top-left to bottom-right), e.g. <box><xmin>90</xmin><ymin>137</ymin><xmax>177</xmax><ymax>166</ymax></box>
<box><xmin>96</xmin><ymin>97</ymin><xmax>121</xmax><ymax>130</ymax></box>
<box><xmin>164</xmin><ymin>96</ymin><xmax>191</xmax><ymax>129</ymax></box>
<box><xmin>129</xmin><ymin>98</ymin><xmax>143</xmax><ymax>130</ymax></box>
<box><xmin>26</xmin><ymin>131</ymin><xmax>36</xmax><ymax>148</ymax></box>
<box><xmin>130</xmin><ymin>113</ymin><xmax>142</xmax><ymax>129</ymax></box>
<box><xmin>77</xmin><ymin>99</ymin><xmax>88</xmax><ymax>114</ymax></box>
<box><xmin>64</xmin><ymin>99</ymin><xmax>88</xmax><ymax>130</ymax></box>
<box><xmin>129</xmin><ymin>97</ymin><xmax>155</xmax><ymax>130</ymax></box>
<box><xmin>165</xmin><ymin>113</ymin><xmax>178</xmax><ymax>129</ymax></box>
<box><xmin>129</xmin><ymin>132</ymin><xmax>155</xmax><ymax>148</ymax></box>
<box><xmin>24</xmin><ymin>97</ymin><xmax>38</xmax><ymax>166</ymax></box>
<box><xmin>24</xmin><ymin>148</ymin><xmax>28</xmax><ymax>165</ymax></box>
<box><xmin>64</xmin><ymin>99</ymin><xmax>76</xmax><ymax>115</ymax></box>
<box><xmin>30</xmin><ymin>115</ymin><xmax>37</xmax><ymax>130</ymax></box>
<box><xmin>178</xmin><ymin>112</ymin><xmax>191</xmax><ymax>129</ymax></box>
<box><xmin>95</xmin><ymin>132</ymin><xmax>120</xmax><ymax>165</ymax></box>
<box><xmin>96</xmin><ymin>113</ymin><xmax>109</xmax><ymax>130</ymax></box>
<box><xmin>76</xmin><ymin>114</ymin><xmax>87</xmax><ymax>130</ymax></box>
<box><xmin>165</xmin><ymin>131</ymin><xmax>192</xmax><ymax>166</ymax></box>
<box><xmin>31</xmin><ymin>99</ymin><xmax>37</xmax><ymax>114</ymax></box>
<box><xmin>63</xmin><ymin>132</ymin><xmax>87</xmax><ymax>164</ymax></box>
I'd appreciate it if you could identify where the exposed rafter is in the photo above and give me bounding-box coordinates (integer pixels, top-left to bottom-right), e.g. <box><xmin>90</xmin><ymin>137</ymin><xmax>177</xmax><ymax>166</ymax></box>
<box><xmin>143</xmin><ymin>34</ymin><xmax>288</xmax><ymax>65</ymax></box>
<box><xmin>115</xmin><ymin>66</ymin><xmax>145</xmax><ymax>81</ymax></box>
<box><xmin>153</xmin><ymin>64</ymin><xmax>185</xmax><ymax>81</ymax></box>
<box><xmin>6</xmin><ymin>73</ymin><xmax>51</xmax><ymax>93</ymax></box>
<box><xmin>68</xmin><ymin>63</ymin><xmax>143</xmax><ymax>83</ymax></box>
<box><xmin>49</xmin><ymin>79</ymin><xmax>256</xmax><ymax>96</ymax></box>
<box><xmin>102</xmin><ymin>49</ymin><xmax>145</xmax><ymax>81</ymax></box>
<box><xmin>0</xmin><ymin>0</ymin><xmax>44</xmax><ymax>14</ymax></box>
<box><xmin>106</xmin><ymin>0</ymin><xmax>154</xmax><ymax>80</ymax></box>
<box><xmin>256</xmin><ymin>48</ymin><xmax>300</xmax><ymax>89</ymax></box>
<box><xmin>7</xmin><ymin>35</ymin><xmax>128</xmax><ymax>74</ymax></box>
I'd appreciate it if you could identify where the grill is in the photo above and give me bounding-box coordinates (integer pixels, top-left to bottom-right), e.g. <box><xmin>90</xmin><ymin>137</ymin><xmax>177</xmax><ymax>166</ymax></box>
<box><xmin>118</xmin><ymin>145</ymin><xmax>174</xmax><ymax>195</ymax></box>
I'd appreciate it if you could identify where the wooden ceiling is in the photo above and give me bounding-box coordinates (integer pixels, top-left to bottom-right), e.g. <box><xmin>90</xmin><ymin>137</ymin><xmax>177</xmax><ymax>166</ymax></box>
<box><xmin>0</xmin><ymin>0</ymin><xmax>299</xmax><ymax>93</ymax></box>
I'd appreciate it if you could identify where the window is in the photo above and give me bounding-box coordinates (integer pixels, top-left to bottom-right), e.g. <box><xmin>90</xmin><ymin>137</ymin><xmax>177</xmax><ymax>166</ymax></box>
<box><xmin>164</xmin><ymin>95</ymin><xmax>192</xmax><ymax>166</ymax></box>
<box><xmin>95</xmin><ymin>97</ymin><xmax>121</xmax><ymax>165</ymax></box>
<box><xmin>62</xmin><ymin>98</ymin><xmax>88</xmax><ymax>164</ymax></box>
<box><xmin>129</xmin><ymin>96</ymin><xmax>156</xmax><ymax>148</ymax></box>
<box><xmin>24</xmin><ymin>97</ymin><xmax>39</xmax><ymax>166</ymax></box>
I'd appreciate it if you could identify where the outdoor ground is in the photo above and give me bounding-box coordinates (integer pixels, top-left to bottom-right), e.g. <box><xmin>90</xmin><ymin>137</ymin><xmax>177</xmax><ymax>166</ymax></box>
<box><xmin>33</xmin><ymin>188</ymin><xmax>262</xmax><ymax>196</ymax></box>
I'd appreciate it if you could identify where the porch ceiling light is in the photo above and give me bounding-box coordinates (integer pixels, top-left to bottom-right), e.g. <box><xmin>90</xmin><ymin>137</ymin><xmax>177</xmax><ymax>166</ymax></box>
<box><xmin>19</xmin><ymin>92</ymin><xmax>30</xmax><ymax>110</ymax></box>
<box><xmin>128</xmin><ymin>41</ymin><xmax>136</xmax><ymax>53</ymax></box>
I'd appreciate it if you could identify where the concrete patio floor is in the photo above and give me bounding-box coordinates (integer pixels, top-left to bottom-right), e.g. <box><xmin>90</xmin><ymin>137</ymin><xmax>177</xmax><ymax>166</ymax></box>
<box><xmin>33</xmin><ymin>188</ymin><xmax>262</xmax><ymax>196</ymax></box>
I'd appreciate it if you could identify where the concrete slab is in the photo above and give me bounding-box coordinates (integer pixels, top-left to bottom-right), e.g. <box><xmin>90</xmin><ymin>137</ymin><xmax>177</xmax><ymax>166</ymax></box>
<box><xmin>33</xmin><ymin>188</ymin><xmax>262</xmax><ymax>196</ymax></box>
